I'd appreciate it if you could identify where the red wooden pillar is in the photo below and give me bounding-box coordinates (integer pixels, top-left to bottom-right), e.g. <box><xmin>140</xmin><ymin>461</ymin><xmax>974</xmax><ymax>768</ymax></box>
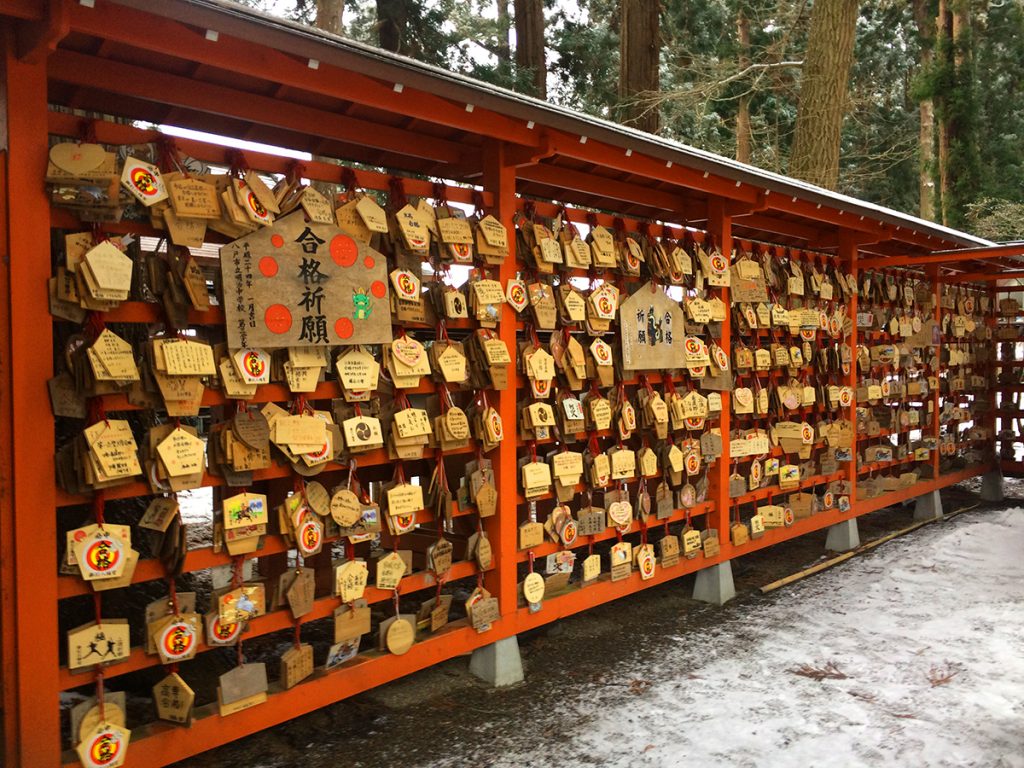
<box><xmin>0</xmin><ymin>140</ymin><xmax>13</xmax><ymax>768</ymax></box>
<box><xmin>708</xmin><ymin>199</ymin><xmax>732</xmax><ymax>549</ymax></box>
<box><xmin>838</xmin><ymin>231</ymin><xmax>859</xmax><ymax>506</ymax></box>
<box><xmin>481</xmin><ymin>138</ymin><xmax>519</xmax><ymax>616</ymax></box>
<box><xmin>986</xmin><ymin>282</ymin><xmax>999</xmax><ymax>467</ymax></box>
<box><xmin>929</xmin><ymin>264</ymin><xmax>942</xmax><ymax>477</ymax></box>
<box><xmin>1</xmin><ymin>27</ymin><xmax>60</xmax><ymax>767</ymax></box>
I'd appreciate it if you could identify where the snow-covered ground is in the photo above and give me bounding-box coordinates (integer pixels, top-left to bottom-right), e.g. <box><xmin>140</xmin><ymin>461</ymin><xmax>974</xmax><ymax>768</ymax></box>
<box><xmin>433</xmin><ymin>509</ymin><xmax>1024</xmax><ymax>768</ymax></box>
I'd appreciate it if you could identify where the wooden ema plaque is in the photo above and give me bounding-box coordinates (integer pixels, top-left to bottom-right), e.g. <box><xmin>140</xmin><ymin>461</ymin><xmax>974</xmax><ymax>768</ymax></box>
<box><xmin>71</xmin><ymin>694</ymin><xmax>126</xmax><ymax>746</ymax></box>
<box><xmin>619</xmin><ymin>282</ymin><xmax>686</xmax><ymax>371</ymax></box>
<box><xmin>220</xmin><ymin>211</ymin><xmax>392</xmax><ymax>349</ymax></box>
<box><xmin>76</xmin><ymin>722</ymin><xmax>130</xmax><ymax>768</ymax></box>
<box><xmin>67</xmin><ymin>620</ymin><xmax>130</xmax><ymax>670</ymax></box>
<box><xmin>153</xmin><ymin>672</ymin><xmax>195</xmax><ymax>724</ymax></box>
<box><xmin>280</xmin><ymin>643</ymin><xmax>314</xmax><ymax>689</ymax></box>
<box><xmin>380</xmin><ymin>615</ymin><xmax>416</xmax><ymax>655</ymax></box>
<box><xmin>218</xmin><ymin>663</ymin><xmax>269</xmax><ymax>716</ymax></box>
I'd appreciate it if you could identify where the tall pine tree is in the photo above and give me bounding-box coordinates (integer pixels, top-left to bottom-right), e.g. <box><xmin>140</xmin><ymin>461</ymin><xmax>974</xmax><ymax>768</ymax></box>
<box><xmin>789</xmin><ymin>0</ymin><xmax>859</xmax><ymax>189</ymax></box>
<box><xmin>618</xmin><ymin>0</ymin><xmax>662</xmax><ymax>133</ymax></box>
<box><xmin>515</xmin><ymin>0</ymin><xmax>547</xmax><ymax>98</ymax></box>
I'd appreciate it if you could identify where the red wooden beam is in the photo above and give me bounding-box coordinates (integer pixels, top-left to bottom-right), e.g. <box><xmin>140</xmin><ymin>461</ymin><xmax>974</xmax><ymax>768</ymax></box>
<box><xmin>65</xmin><ymin>0</ymin><xmax>542</xmax><ymax>150</ymax></box>
<box><xmin>0</xmin><ymin>0</ymin><xmax>44</xmax><ymax>20</ymax></box>
<box><xmin>47</xmin><ymin>110</ymin><xmax>493</xmax><ymax>207</ymax></box>
<box><xmin>63</xmin><ymin>0</ymin><xmax>770</xmax><ymax>208</ymax></box>
<box><xmin>807</xmin><ymin>228</ymin><xmax>892</xmax><ymax>251</ymax></box>
<box><xmin>942</xmin><ymin>270</ymin><xmax>1024</xmax><ymax>284</ymax></box>
<box><xmin>14</xmin><ymin>0</ymin><xmax>69</xmax><ymax>64</ymax></box>
<box><xmin>860</xmin><ymin>243</ymin><xmax>1024</xmax><ymax>270</ymax></box>
<box><xmin>766</xmin><ymin>196</ymin><xmax>970</xmax><ymax>253</ymax></box>
<box><xmin>920</xmin><ymin>241</ymin><xmax>1024</xmax><ymax>259</ymax></box>
<box><xmin>517</xmin><ymin>162</ymin><xmax>687</xmax><ymax>214</ymax></box>
<box><xmin>732</xmin><ymin>212</ymin><xmax>824</xmax><ymax>243</ymax></box>
<box><xmin>544</xmin><ymin>132</ymin><xmax>762</xmax><ymax>206</ymax></box>
<box><xmin>48</xmin><ymin>49</ymin><xmax>470</xmax><ymax>166</ymax></box>
<box><xmin>66</xmin><ymin>88</ymin><xmax>472</xmax><ymax>183</ymax></box>
<box><xmin>767</xmin><ymin>194</ymin><xmax>888</xmax><ymax>236</ymax></box>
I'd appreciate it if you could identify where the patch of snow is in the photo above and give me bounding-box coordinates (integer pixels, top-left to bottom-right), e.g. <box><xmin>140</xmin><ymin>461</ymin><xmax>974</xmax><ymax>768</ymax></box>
<box><xmin>431</xmin><ymin>509</ymin><xmax>1024</xmax><ymax>768</ymax></box>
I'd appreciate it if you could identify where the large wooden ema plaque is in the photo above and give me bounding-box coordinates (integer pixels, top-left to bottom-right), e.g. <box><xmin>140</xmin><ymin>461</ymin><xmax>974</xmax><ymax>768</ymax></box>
<box><xmin>619</xmin><ymin>282</ymin><xmax>686</xmax><ymax>371</ymax></box>
<box><xmin>220</xmin><ymin>211</ymin><xmax>393</xmax><ymax>349</ymax></box>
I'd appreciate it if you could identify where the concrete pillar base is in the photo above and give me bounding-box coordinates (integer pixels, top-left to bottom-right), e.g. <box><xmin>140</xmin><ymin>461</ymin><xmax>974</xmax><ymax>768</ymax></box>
<box><xmin>980</xmin><ymin>470</ymin><xmax>1004</xmax><ymax>503</ymax></box>
<box><xmin>913</xmin><ymin>490</ymin><xmax>943</xmax><ymax>521</ymax></box>
<box><xmin>469</xmin><ymin>636</ymin><xmax>524</xmax><ymax>687</ymax></box>
<box><xmin>825</xmin><ymin>519</ymin><xmax>860</xmax><ymax>552</ymax></box>
<box><xmin>692</xmin><ymin>561</ymin><xmax>736</xmax><ymax>605</ymax></box>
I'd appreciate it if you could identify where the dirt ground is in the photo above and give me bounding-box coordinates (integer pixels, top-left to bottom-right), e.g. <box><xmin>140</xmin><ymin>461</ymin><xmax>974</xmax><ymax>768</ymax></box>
<box><xmin>172</xmin><ymin>480</ymin><xmax>1013</xmax><ymax>768</ymax></box>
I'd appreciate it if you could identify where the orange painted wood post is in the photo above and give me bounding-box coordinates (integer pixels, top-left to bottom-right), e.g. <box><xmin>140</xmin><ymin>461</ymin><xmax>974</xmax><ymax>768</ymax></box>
<box><xmin>930</xmin><ymin>264</ymin><xmax>942</xmax><ymax>477</ymax></box>
<box><xmin>1</xmin><ymin>28</ymin><xmax>61</xmax><ymax>767</ymax></box>
<box><xmin>838</xmin><ymin>231</ymin><xmax>859</xmax><ymax>506</ymax></box>
<box><xmin>984</xmin><ymin>283</ymin><xmax>998</xmax><ymax>467</ymax></box>
<box><xmin>0</xmin><ymin>144</ymin><xmax>15</xmax><ymax>768</ymax></box>
<box><xmin>481</xmin><ymin>138</ymin><xmax>519</xmax><ymax>617</ymax></box>
<box><xmin>707</xmin><ymin>199</ymin><xmax>732</xmax><ymax>551</ymax></box>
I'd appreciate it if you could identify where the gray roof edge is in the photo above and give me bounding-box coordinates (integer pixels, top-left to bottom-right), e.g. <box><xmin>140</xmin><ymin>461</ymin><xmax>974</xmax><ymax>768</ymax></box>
<box><xmin>167</xmin><ymin>0</ymin><xmax>992</xmax><ymax>249</ymax></box>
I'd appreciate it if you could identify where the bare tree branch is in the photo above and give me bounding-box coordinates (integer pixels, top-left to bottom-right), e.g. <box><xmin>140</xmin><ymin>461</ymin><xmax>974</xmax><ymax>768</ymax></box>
<box><xmin>717</xmin><ymin>60</ymin><xmax>805</xmax><ymax>89</ymax></box>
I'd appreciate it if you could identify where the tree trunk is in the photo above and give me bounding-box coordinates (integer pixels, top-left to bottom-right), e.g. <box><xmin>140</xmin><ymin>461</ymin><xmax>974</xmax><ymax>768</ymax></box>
<box><xmin>496</xmin><ymin>0</ymin><xmax>511</xmax><ymax>69</ymax></box>
<box><xmin>377</xmin><ymin>0</ymin><xmax>408</xmax><ymax>55</ymax></box>
<box><xmin>315</xmin><ymin>0</ymin><xmax>344</xmax><ymax>35</ymax></box>
<box><xmin>945</xmin><ymin>0</ymin><xmax>977</xmax><ymax>229</ymax></box>
<box><xmin>937</xmin><ymin>0</ymin><xmax>951</xmax><ymax>225</ymax></box>
<box><xmin>919</xmin><ymin>96</ymin><xmax>936</xmax><ymax>221</ymax></box>
<box><xmin>735</xmin><ymin>8</ymin><xmax>752</xmax><ymax>164</ymax></box>
<box><xmin>952</xmin><ymin>2</ymin><xmax>968</xmax><ymax>67</ymax></box>
<box><xmin>514</xmin><ymin>0</ymin><xmax>546</xmax><ymax>98</ymax></box>
<box><xmin>788</xmin><ymin>0</ymin><xmax>859</xmax><ymax>190</ymax></box>
<box><xmin>914</xmin><ymin>0</ymin><xmax>935</xmax><ymax>221</ymax></box>
<box><xmin>618</xmin><ymin>0</ymin><xmax>661</xmax><ymax>135</ymax></box>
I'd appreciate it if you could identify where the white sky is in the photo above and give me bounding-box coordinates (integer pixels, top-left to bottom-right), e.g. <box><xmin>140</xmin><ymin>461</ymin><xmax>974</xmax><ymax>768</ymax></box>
<box><xmin>157</xmin><ymin>123</ymin><xmax>312</xmax><ymax>161</ymax></box>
